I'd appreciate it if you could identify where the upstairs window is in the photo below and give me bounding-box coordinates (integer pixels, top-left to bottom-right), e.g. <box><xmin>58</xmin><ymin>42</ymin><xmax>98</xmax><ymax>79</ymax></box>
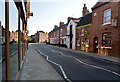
<box><xmin>57</xmin><ymin>31</ymin><xmax>59</xmax><ymax>36</ymax></box>
<box><xmin>54</xmin><ymin>32</ymin><xmax>55</xmax><ymax>37</ymax></box>
<box><xmin>104</xmin><ymin>9</ymin><xmax>111</xmax><ymax>24</ymax></box>
<box><xmin>60</xmin><ymin>29</ymin><xmax>62</xmax><ymax>36</ymax></box>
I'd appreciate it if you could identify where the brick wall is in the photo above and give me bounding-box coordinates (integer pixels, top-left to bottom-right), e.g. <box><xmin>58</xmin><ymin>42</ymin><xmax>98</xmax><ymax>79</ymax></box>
<box><xmin>92</xmin><ymin>2</ymin><xmax>119</xmax><ymax>57</ymax></box>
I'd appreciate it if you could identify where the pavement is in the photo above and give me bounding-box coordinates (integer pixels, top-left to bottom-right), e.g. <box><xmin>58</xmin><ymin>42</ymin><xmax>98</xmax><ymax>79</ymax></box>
<box><xmin>18</xmin><ymin>45</ymin><xmax>64</xmax><ymax>80</ymax></box>
<box><xmin>48</xmin><ymin>44</ymin><xmax>120</xmax><ymax>64</ymax></box>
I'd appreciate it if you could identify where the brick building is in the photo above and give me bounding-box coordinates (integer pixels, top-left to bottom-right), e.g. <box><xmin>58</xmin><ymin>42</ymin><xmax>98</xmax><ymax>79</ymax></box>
<box><xmin>0</xmin><ymin>22</ymin><xmax>5</xmax><ymax>44</ymax></box>
<box><xmin>76</xmin><ymin>1</ymin><xmax>120</xmax><ymax>57</ymax></box>
<box><xmin>35</xmin><ymin>31</ymin><xmax>48</xmax><ymax>43</ymax></box>
<box><xmin>91</xmin><ymin>1</ymin><xmax>120</xmax><ymax>57</ymax></box>
<box><xmin>48</xmin><ymin>22</ymin><xmax>67</xmax><ymax>45</ymax></box>
<box><xmin>10</xmin><ymin>30</ymin><xmax>23</xmax><ymax>42</ymax></box>
<box><xmin>76</xmin><ymin>13</ymin><xmax>92</xmax><ymax>52</ymax></box>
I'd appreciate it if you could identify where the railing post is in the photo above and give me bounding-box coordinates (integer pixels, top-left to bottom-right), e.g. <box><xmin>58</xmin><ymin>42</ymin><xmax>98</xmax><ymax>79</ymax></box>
<box><xmin>5</xmin><ymin>0</ymin><xmax>9</xmax><ymax>81</ymax></box>
<box><xmin>18</xmin><ymin>7</ymin><xmax>21</xmax><ymax>71</ymax></box>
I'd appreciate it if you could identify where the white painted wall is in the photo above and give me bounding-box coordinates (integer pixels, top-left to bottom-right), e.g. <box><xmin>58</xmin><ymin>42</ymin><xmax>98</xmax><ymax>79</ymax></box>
<box><xmin>66</xmin><ymin>20</ymin><xmax>77</xmax><ymax>49</ymax></box>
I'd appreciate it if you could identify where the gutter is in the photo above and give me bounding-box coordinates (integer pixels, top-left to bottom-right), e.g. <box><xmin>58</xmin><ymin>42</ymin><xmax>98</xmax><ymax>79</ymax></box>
<box><xmin>76</xmin><ymin>24</ymin><xmax>92</xmax><ymax>29</ymax></box>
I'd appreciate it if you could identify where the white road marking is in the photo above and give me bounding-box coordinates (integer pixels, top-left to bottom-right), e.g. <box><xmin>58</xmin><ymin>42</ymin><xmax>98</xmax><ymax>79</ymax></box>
<box><xmin>36</xmin><ymin>49</ymin><xmax>72</xmax><ymax>82</ymax></box>
<box><xmin>55</xmin><ymin>50</ymin><xmax>120</xmax><ymax>77</ymax></box>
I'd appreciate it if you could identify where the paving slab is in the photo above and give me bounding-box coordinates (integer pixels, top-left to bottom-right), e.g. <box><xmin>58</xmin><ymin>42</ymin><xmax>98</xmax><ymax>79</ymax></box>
<box><xmin>18</xmin><ymin>45</ymin><xmax>63</xmax><ymax>80</ymax></box>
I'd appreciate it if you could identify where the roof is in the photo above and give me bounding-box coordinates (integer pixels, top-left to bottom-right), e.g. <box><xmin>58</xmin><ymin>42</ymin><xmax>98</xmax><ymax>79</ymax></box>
<box><xmin>77</xmin><ymin>13</ymin><xmax>92</xmax><ymax>27</ymax></box>
<box><xmin>68</xmin><ymin>17</ymin><xmax>81</xmax><ymax>23</ymax></box>
<box><xmin>39</xmin><ymin>31</ymin><xmax>45</xmax><ymax>33</ymax></box>
<box><xmin>49</xmin><ymin>23</ymin><xmax>68</xmax><ymax>33</ymax></box>
<box><xmin>92</xmin><ymin>0</ymin><xmax>112</xmax><ymax>10</ymax></box>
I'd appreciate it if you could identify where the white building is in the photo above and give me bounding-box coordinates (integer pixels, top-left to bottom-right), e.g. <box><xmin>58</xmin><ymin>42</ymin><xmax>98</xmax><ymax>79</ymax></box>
<box><xmin>65</xmin><ymin>17</ymin><xmax>81</xmax><ymax>49</ymax></box>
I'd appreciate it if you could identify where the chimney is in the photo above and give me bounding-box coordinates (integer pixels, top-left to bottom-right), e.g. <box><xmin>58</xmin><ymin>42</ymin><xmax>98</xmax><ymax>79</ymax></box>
<box><xmin>59</xmin><ymin>22</ymin><xmax>64</xmax><ymax>27</ymax></box>
<box><xmin>54</xmin><ymin>25</ymin><xmax>58</xmax><ymax>29</ymax></box>
<box><xmin>82</xmin><ymin>4</ymin><xmax>89</xmax><ymax>16</ymax></box>
<box><xmin>67</xmin><ymin>17</ymin><xmax>71</xmax><ymax>23</ymax></box>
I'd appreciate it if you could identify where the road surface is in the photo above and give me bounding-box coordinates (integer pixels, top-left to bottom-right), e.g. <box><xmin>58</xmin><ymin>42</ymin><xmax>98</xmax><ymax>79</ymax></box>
<box><xmin>31</xmin><ymin>43</ymin><xmax>120</xmax><ymax>81</ymax></box>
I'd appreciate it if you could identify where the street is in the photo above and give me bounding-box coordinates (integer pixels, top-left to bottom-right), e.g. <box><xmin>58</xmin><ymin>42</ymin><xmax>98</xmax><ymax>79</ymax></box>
<box><xmin>31</xmin><ymin>43</ymin><xmax>120</xmax><ymax>81</ymax></box>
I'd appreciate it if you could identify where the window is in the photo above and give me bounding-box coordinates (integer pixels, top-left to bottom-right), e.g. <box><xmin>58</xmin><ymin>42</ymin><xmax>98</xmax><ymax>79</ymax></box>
<box><xmin>60</xmin><ymin>29</ymin><xmax>62</xmax><ymax>36</ymax></box>
<box><xmin>77</xmin><ymin>40</ymin><xmax>80</xmax><ymax>46</ymax></box>
<box><xmin>54</xmin><ymin>32</ymin><xmax>55</xmax><ymax>37</ymax></box>
<box><xmin>64</xmin><ymin>38</ymin><xmax>66</xmax><ymax>44</ymax></box>
<box><xmin>104</xmin><ymin>9</ymin><xmax>111</xmax><ymax>24</ymax></box>
<box><xmin>94</xmin><ymin>12</ymin><xmax>97</xmax><ymax>16</ymax></box>
<box><xmin>57</xmin><ymin>31</ymin><xmax>59</xmax><ymax>36</ymax></box>
<box><xmin>85</xmin><ymin>39</ymin><xmax>89</xmax><ymax>47</ymax></box>
<box><xmin>102</xmin><ymin>33</ymin><xmax>112</xmax><ymax>47</ymax></box>
<box><xmin>81</xmin><ymin>29</ymin><xmax>87</xmax><ymax>36</ymax></box>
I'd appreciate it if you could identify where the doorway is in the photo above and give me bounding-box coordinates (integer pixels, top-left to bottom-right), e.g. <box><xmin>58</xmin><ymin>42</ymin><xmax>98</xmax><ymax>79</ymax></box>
<box><xmin>70</xmin><ymin>25</ymin><xmax>72</xmax><ymax>49</ymax></box>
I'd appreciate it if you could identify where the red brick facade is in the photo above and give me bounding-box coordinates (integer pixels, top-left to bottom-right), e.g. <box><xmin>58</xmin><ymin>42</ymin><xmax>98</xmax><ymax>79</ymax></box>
<box><xmin>48</xmin><ymin>22</ymin><xmax>67</xmax><ymax>45</ymax></box>
<box><xmin>76</xmin><ymin>2</ymin><xmax>120</xmax><ymax>57</ymax></box>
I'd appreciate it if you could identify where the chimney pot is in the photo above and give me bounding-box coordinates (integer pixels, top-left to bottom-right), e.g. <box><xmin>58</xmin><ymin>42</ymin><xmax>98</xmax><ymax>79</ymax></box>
<box><xmin>59</xmin><ymin>22</ymin><xmax>64</xmax><ymax>27</ymax></box>
<box><xmin>54</xmin><ymin>25</ymin><xmax>58</xmax><ymax>29</ymax></box>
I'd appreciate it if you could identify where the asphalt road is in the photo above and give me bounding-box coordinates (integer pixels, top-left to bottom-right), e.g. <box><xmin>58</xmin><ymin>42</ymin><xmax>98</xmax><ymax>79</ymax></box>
<box><xmin>31</xmin><ymin>43</ymin><xmax>120</xmax><ymax>81</ymax></box>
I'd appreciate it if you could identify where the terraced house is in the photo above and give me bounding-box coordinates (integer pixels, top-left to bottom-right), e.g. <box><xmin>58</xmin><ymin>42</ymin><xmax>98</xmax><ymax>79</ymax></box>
<box><xmin>76</xmin><ymin>13</ymin><xmax>92</xmax><ymax>52</ymax></box>
<box><xmin>65</xmin><ymin>17</ymin><xmax>81</xmax><ymax>49</ymax></box>
<box><xmin>76</xmin><ymin>1</ymin><xmax>120</xmax><ymax>57</ymax></box>
<box><xmin>48</xmin><ymin>22</ymin><xmax>67</xmax><ymax>45</ymax></box>
<box><xmin>91</xmin><ymin>1</ymin><xmax>120</xmax><ymax>57</ymax></box>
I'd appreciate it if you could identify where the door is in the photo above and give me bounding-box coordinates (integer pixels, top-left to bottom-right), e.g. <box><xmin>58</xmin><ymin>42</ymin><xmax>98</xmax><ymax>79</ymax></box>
<box><xmin>94</xmin><ymin>37</ymin><xmax>98</xmax><ymax>53</ymax></box>
<box><xmin>70</xmin><ymin>25</ymin><xmax>72</xmax><ymax>49</ymax></box>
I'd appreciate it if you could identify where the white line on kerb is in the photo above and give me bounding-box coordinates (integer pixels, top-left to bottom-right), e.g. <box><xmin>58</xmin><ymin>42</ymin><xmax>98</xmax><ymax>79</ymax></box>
<box><xmin>36</xmin><ymin>49</ymin><xmax>72</xmax><ymax>82</ymax></box>
<box><xmin>56</xmin><ymin>50</ymin><xmax>120</xmax><ymax>77</ymax></box>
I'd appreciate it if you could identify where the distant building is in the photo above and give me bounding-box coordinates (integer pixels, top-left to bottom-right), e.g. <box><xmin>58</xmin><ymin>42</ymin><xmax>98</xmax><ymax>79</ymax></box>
<box><xmin>38</xmin><ymin>31</ymin><xmax>48</xmax><ymax>43</ymax></box>
<box><xmin>10</xmin><ymin>30</ymin><xmax>23</xmax><ymax>42</ymax></box>
<box><xmin>32</xmin><ymin>31</ymin><xmax>48</xmax><ymax>43</ymax></box>
<box><xmin>0</xmin><ymin>24</ymin><xmax>5</xmax><ymax>44</ymax></box>
<box><xmin>48</xmin><ymin>22</ymin><xmax>68</xmax><ymax>45</ymax></box>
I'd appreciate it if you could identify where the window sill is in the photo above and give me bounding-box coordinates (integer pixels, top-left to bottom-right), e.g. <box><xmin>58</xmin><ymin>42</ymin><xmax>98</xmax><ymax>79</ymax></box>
<box><xmin>102</xmin><ymin>22</ymin><xmax>111</xmax><ymax>26</ymax></box>
<box><xmin>101</xmin><ymin>47</ymin><xmax>112</xmax><ymax>49</ymax></box>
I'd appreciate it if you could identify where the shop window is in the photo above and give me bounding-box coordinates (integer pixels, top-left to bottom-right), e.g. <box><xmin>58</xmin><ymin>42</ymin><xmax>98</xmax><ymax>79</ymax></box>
<box><xmin>77</xmin><ymin>40</ymin><xmax>80</xmax><ymax>46</ymax></box>
<box><xmin>85</xmin><ymin>39</ymin><xmax>89</xmax><ymax>47</ymax></box>
<box><xmin>102</xmin><ymin>33</ymin><xmax>112</xmax><ymax>47</ymax></box>
<box><xmin>81</xmin><ymin>29</ymin><xmax>87</xmax><ymax>36</ymax></box>
<box><xmin>104</xmin><ymin>9</ymin><xmax>111</xmax><ymax>24</ymax></box>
